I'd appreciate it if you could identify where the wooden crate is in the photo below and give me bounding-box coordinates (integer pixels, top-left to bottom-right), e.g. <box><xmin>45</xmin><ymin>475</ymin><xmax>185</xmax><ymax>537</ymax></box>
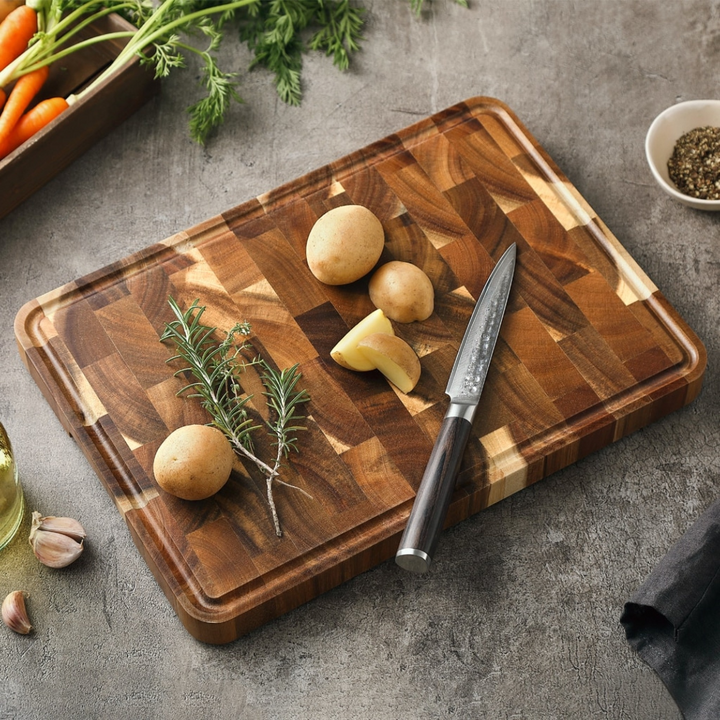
<box><xmin>0</xmin><ymin>13</ymin><xmax>160</xmax><ymax>220</ymax></box>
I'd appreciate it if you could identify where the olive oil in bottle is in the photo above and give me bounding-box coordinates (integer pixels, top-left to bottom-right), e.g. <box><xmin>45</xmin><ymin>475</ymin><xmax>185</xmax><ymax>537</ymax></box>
<box><xmin>0</xmin><ymin>423</ymin><xmax>24</xmax><ymax>550</ymax></box>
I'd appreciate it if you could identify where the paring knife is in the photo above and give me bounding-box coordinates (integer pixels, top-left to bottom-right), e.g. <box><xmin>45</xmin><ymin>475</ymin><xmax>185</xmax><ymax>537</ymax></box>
<box><xmin>395</xmin><ymin>243</ymin><xmax>517</xmax><ymax>574</ymax></box>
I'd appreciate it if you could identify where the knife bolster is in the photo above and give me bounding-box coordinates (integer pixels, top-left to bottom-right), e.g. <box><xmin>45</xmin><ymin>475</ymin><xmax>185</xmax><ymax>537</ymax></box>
<box><xmin>445</xmin><ymin>401</ymin><xmax>478</xmax><ymax>423</ymax></box>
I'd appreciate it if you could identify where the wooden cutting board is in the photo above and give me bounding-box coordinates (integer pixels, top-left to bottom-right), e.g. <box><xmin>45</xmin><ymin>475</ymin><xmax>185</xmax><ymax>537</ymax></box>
<box><xmin>14</xmin><ymin>97</ymin><xmax>706</xmax><ymax>644</ymax></box>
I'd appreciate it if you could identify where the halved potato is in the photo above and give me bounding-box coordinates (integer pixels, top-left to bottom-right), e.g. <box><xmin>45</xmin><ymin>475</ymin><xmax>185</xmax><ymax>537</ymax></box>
<box><xmin>356</xmin><ymin>333</ymin><xmax>421</xmax><ymax>394</ymax></box>
<box><xmin>331</xmin><ymin>309</ymin><xmax>395</xmax><ymax>371</ymax></box>
<box><xmin>368</xmin><ymin>261</ymin><xmax>434</xmax><ymax>323</ymax></box>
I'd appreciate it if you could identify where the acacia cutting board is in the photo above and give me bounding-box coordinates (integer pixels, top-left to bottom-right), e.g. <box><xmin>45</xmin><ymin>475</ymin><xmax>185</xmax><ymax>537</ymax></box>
<box><xmin>15</xmin><ymin>97</ymin><xmax>706</xmax><ymax>644</ymax></box>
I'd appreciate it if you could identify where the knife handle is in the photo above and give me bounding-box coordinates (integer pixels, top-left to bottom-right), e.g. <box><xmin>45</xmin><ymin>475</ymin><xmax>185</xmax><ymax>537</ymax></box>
<box><xmin>395</xmin><ymin>414</ymin><xmax>473</xmax><ymax>573</ymax></box>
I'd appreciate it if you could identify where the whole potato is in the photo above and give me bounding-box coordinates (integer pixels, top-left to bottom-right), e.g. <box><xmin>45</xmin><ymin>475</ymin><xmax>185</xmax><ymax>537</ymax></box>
<box><xmin>153</xmin><ymin>425</ymin><xmax>234</xmax><ymax>501</ymax></box>
<box><xmin>306</xmin><ymin>205</ymin><xmax>384</xmax><ymax>285</ymax></box>
<box><xmin>368</xmin><ymin>261</ymin><xmax>434</xmax><ymax>323</ymax></box>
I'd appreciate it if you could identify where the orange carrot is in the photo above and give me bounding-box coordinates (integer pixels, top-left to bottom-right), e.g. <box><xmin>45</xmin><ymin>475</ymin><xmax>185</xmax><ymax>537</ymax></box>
<box><xmin>0</xmin><ymin>96</ymin><xmax>68</xmax><ymax>159</ymax></box>
<box><xmin>0</xmin><ymin>65</ymin><xmax>47</xmax><ymax>143</ymax></box>
<box><xmin>0</xmin><ymin>5</ymin><xmax>37</xmax><ymax>73</ymax></box>
<box><xmin>0</xmin><ymin>88</ymin><xmax>6</xmax><ymax>111</ymax></box>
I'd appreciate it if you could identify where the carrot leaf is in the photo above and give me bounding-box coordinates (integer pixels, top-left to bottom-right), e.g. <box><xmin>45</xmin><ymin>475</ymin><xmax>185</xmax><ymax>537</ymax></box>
<box><xmin>187</xmin><ymin>51</ymin><xmax>241</xmax><ymax>143</ymax></box>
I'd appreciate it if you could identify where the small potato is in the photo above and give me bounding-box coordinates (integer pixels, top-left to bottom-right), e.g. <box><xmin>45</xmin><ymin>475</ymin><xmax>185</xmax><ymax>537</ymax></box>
<box><xmin>153</xmin><ymin>425</ymin><xmax>234</xmax><ymax>501</ymax></box>
<box><xmin>368</xmin><ymin>261</ymin><xmax>434</xmax><ymax>323</ymax></box>
<box><xmin>356</xmin><ymin>333</ymin><xmax>421</xmax><ymax>394</ymax></box>
<box><xmin>306</xmin><ymin>205</ymin><xmax>384</xmax><ymax>285</ymax></box>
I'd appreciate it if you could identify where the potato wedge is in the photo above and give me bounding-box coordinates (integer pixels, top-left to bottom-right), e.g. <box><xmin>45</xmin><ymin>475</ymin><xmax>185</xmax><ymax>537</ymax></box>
<box><xmin>331</xmin><ymin>309</ymin><xmax>394</xmax><ymax>371</ymax></box>
<box><xmin>356</xmin><ymin>333</ymin><xmax>421</xmax><ymax>394</ymax></box>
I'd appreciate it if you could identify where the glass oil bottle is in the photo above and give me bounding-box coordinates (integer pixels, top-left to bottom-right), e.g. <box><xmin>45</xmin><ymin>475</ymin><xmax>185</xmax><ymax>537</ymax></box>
<box><xmin>0</xmin><ymin>422</ymin><xmax>24</xmax><ymax>550</ymax></box>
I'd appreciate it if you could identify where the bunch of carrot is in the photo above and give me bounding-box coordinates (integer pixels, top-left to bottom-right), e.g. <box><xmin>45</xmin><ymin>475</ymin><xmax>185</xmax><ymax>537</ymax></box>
<box><xmin>0</xmin><ymin>3</ymin><xmax>67</xmax><ymax>160</ymax></box>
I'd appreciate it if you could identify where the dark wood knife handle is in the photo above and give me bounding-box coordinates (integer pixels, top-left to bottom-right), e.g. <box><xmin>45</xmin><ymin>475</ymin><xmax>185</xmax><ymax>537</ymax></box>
<box><xmin>395</xmin><ymin>415</ymin><xmax>473</xmax><ymax>573</ymax></box>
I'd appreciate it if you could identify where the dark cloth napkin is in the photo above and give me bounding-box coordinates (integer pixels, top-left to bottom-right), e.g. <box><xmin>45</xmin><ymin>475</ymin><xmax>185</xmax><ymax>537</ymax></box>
<box><xmin>620</xmin><ymin>496</ymin><xmax>720</xmax><ymax>719</ymax></box>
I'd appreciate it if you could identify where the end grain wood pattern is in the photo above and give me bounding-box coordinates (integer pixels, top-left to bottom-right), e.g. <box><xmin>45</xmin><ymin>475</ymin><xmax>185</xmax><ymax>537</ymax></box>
<box><xmin>15</xmin><ymin>97</ymin><xmax>706</xmax><ymax>643</ymax></box>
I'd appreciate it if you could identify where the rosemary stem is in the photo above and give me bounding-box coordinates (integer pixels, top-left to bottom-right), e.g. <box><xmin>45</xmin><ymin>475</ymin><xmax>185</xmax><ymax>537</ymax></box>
<box><xmin>265</xmin><ymin>443</ymin><xmax>284</xmax><ymax>537</ymax></box>
<box><xmin>266</xmin><ymin>473</ymin><xmax>282</xmax><ymax>537</ymax></box>
<box><xmin>228</xmin><ymin>436</ymin><xmax>275</xmax><ymax>479</ymax></box>
<box><xmin>275</xmin><ymin>478</ymin><xmax>312</xmax><ymax>499</ymax></box>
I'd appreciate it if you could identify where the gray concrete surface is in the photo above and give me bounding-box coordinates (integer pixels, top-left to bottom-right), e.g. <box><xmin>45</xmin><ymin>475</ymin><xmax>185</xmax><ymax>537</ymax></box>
<box><xmin>0</xmin><ymin>1</ymin><xmax>718</xmax><ymax>718</ymax></box>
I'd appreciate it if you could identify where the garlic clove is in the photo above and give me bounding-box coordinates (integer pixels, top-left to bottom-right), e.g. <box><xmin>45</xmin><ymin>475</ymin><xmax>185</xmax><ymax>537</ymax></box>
<box><xmin>30</xmin><ymin>527</ymin><xmax>84</xmax><ymax>568</ymax></box>
<box><xmin>2</xmin><ymin>591</ymin><xmax>32</xmax><ymax>635</ymax></box>
<box><xmin>30</xmin><ymin>511</ymin><xmax>86</xmax><ymax>542</ymax></box>
<box><xmin>29</xmin><ymin>511</ymin><xmax>86</xmax><ymax>568</ymax></box>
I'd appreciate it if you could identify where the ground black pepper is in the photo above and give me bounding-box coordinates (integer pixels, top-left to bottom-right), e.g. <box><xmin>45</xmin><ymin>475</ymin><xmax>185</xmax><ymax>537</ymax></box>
<box><xmin>667</xmin><ymin>126</ymin><xmax>720</xmax><ymax>200</ymax></box>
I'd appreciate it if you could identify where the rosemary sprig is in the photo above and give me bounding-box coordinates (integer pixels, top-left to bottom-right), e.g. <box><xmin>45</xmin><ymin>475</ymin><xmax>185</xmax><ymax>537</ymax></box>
<box><xmin>260</xmin><ymin>359</ymin><xmax>310</xmax><ymax>459</ymax></box>
<box><xmin>160</xmin><ymin>296</ymin><xmax>311</xmax><ymax>536</ymax></box>
<box><xmin>161</xmin><ymin>297</ymin><xmax>259</xmax><ymax>452</ymax></box>
<box><xmin>258</xmin><ymin>359</ymin><xmax>312</xmax><ymax>535</ymax></box>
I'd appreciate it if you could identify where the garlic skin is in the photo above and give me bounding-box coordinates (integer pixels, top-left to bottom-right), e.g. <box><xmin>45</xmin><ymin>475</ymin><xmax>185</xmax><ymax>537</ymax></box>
<box><xmin>33</xmin><ymin>514</ymin><xmax>86</xmax><ymax>542</ymax></box>
<box><xmin>30</xmin><ymin>529</ymin><xmax>84</xmax><ymax>568</ymax></box>
<box><xmin>29</xmin><ymin>511</ymin><xmax>85</xmax><ymax>568</ymax></box>
<box><xmin>2</xmin><ymin>591</ymin><xmax>32</xmax><ymax>635</ymax></box>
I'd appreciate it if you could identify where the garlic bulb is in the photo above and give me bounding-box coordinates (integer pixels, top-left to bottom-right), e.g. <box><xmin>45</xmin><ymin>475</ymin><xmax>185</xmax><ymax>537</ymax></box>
<box><xmin>2</xmin><ymin>591</ymin><xmax>32</xmax><ymax>634</ymax></box>
<box><xmin>29</xmin><ymin>511</ymin><xmax>85</xmax><ymax>568</ymax></box>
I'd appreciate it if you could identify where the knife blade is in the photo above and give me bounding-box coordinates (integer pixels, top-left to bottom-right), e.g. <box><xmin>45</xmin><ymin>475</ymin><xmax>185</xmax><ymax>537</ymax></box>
<box><xmin>395</xmin><ymin>243</ymin><xmax>517</xmax><ymax>574</ymax></box>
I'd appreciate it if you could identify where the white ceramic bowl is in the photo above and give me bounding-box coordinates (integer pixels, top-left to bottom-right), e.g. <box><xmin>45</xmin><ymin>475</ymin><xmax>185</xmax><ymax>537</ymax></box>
<box><xmin>645</xmin><ymin>99</ymin><xmax>720</xmax><ymax>210</ymax></box>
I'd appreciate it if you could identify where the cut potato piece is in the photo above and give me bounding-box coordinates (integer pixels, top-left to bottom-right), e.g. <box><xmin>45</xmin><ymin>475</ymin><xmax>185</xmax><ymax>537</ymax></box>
<box><xmin>331</xmin><ymin>309</ymin><xmax>394</xmax><ymax>371</ymax></box>
<box><xmin>356</xmin><ymin>333</ymin><xmax>421</xmax><ymax>394</ymax></box>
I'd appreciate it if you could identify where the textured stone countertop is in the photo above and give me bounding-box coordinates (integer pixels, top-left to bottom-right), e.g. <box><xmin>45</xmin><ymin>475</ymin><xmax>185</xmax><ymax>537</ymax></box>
<box><xmin>0</xmin><ymin>2</ymin><xmax>718</xmax><ymax>718</ymax></box>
